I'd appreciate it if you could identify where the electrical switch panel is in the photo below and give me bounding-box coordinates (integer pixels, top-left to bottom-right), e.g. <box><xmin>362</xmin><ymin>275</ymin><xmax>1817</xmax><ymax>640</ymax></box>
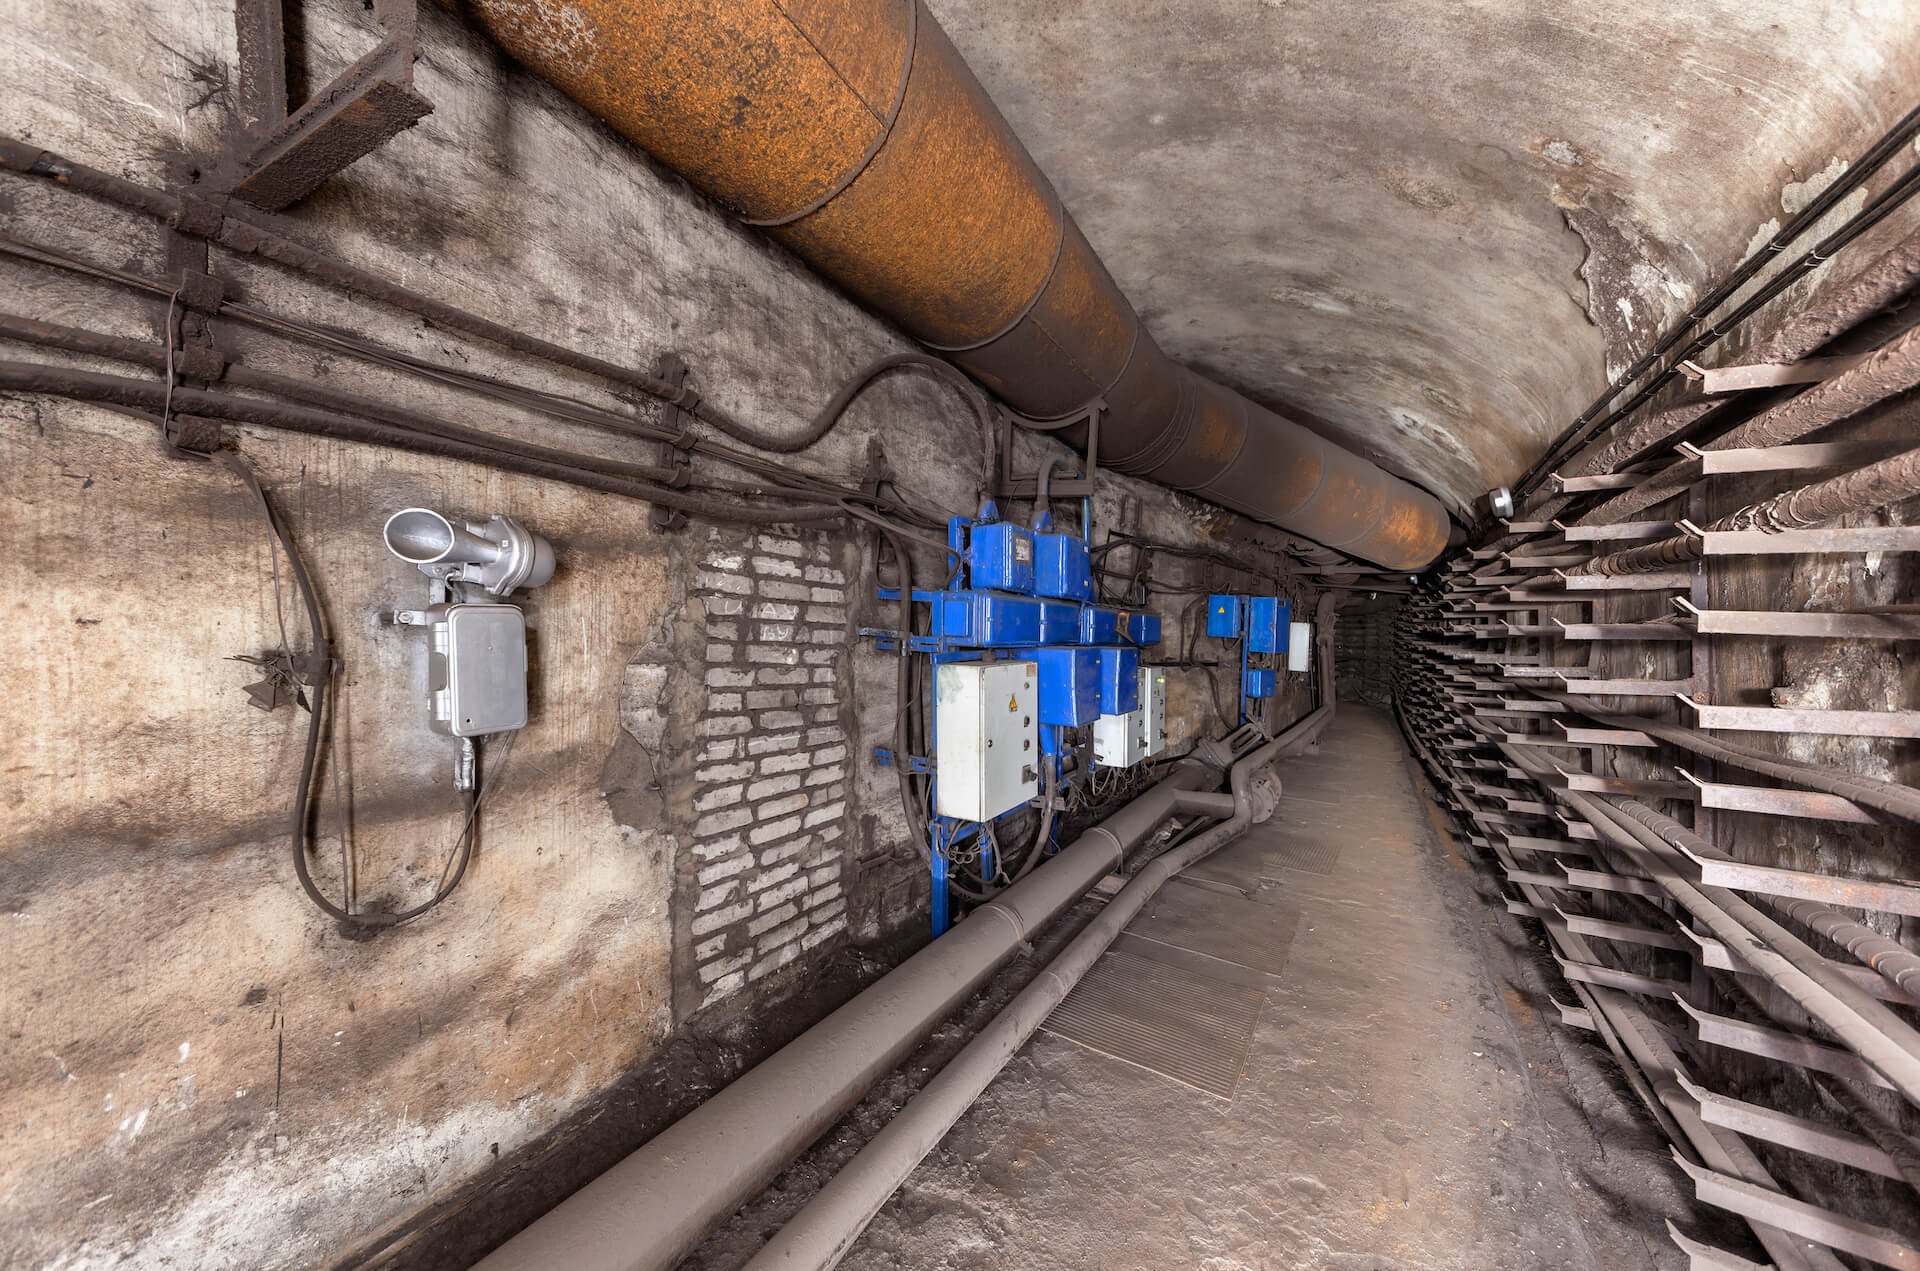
<box><xmin>1288</xmin><ymin>621</ymin><xmax>1314</xmax><ymax>672</ymax></box>
<box><xmin>934</xmin><ymin>660</ymin><xmax>1038</xmax><ymax>821</ymax></box>
<box><xmin>1093</xmin><ymin>664</ymin><xmax>1167</xmax><ymax>768</ymax></box>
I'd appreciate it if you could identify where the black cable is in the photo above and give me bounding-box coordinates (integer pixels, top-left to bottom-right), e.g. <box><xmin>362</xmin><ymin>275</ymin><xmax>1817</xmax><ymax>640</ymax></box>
<box><xmin>216</xmin><ymin>449</ymin><xmax>483</xmax><ymax>928</ymax></box>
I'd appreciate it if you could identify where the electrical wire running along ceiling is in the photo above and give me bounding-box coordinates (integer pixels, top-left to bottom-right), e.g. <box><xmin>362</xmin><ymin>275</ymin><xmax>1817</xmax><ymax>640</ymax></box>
<box><xmin>926</xmin><ymin>0</ymin><xmax>1920</xmax><ymax>517</ymax></box>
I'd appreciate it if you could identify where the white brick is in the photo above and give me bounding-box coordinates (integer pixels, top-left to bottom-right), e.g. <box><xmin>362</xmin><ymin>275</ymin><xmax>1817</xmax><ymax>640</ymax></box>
<box><xmin>810</xmin><ymin>586</ymin><xmax>845</xmax><ymax>603</ymax></box>
<box><xmin>747</xmin><ymin>644</ymin><xmax>798</xmax><ymax>665</ymax></box>
<box><xmin>701</xmin><ymin>971</ymin><xmax>745</xmax><ymax>1007</ymax></box>
<box><xmin>756</xmin><ymin>667</ymin><xmax>808</xmax><ymax>686</ymax></box>
<box><xmin>756</xmin><ymin>916</ymin><xmax>809</xmax><ymax>953</ymax></box>
<box><xmin>802</xmin><ymin>687</ymin><xmax>835</xmax><ymax>706</ymax></box>
<box><xmin>819</xmin><ymin>823</ymin><xmax>844</xmax><ymax>844</ymax></box>
<box><xmin>747</xmin><ymin>774</ymin><xmax>801</xmax><ymax>800</ymax></box>
<box><xmin>759</xmin><ymin>791</ymin><xmax>810</xmax><ymax>818</ymax></box>
<box><xmin>698</xmin><ymin>853</ymin><xmax>751</xmax><ymax>885</ymax></box>
<box><xmin>759</xmin><ymin>579</ymin><xmax>811</xmax><ymax>602</ymax></box>
<box><xmin>813</xmin><ymin>744</ymin><xmax>848</xmax><ymax>765</ymax></box>
<box><xmin>805</xmin><ymin>727</ymin><xmax>840</xmax><ymax>746</ymax></box>
<box><xmin>746</xmin><ymin>688</ymin><xmax>799</xmax><ymax>710</ymax></box>
<box><xmin>706</xmin><ymin>642</ymin><xmax>735</xmax><ymax>662</ymax></box>
<box><xmin>747</xmin><ymin>732</ymin><xmax>803</xmax><ymax>756</ymax></box>
<box><xmin>704</xmin><ymin>551</ymin><xmax>746</xmax><ymax>571</ymax></box>
<box><xmin>698</xmin><ymin>950</ymin><xmax>752</xmax><ymax>982</ymax></box>
<box><xmin>698</xmin><ymin>761</ymin><xmax>752</xmax><ymax>783</ymax></box>
<box><xmin>810</xmin><ymin>881</ymin><xmax>843</xmax><ymax>907</ymax></box>
<box><xmin>750</xmin><ymin>814</ymin><xmax>805</xmax><ymax>845</ymax></box>
<box><xmin>748</xmin><ymin>902</ymin><xmax>798</xmax><ymax>937</ymax></box>
<box><xmin>812</xmin><ymin>667</ymin><xmax>836</xmax><ymax>683</ymax></box>
<box><xmin>759</xmin><ymin>752</ymin><xmax>810</xmax><ymax>775</ymax></box>
<box><xmin>747</xmin><ymin>862</ymin><xmax>799</xmax><ymax>892</ymax></box>
<box><xmin>757</xmin><ymin>623</ymin><xmax>796</xmax><ymax>642</ymax></box>
<box><xmin>696</xmin><ymin>571</ymin><xmax>751</xmax><ymax>595</ymax></box>
<box><xmin>706</xmin><ymin>620</ymin><xmax>738</xmax><ymax>641</ymax></box>
<box><xmin>695</xmin><ymin>833</ymin><xmax>745</xmax><ymax>860</ymax></box>
<box><xmin>751</xmin><ymin>601</ymin><xmax>800</xmax><ymax>621</ymax></box>
<box><xmin>804</xmin><ymin>650</ymin><xmax>838</xmax><ymax>666</ymax></box>
<box><xmin>707</xmin><ymin>667</ymin><xmax>752</xmax><ymax>688</ymax></box>
<box><xmin>761</xmin><ymin>709</ymin><xmax>805</xmax><ymax>729</ymax></box>
<box><xmin>697</xmin><ymin>715</ymin><xmax>749</xmax><ymax>737</ymax></box>
<box><xmin>804</xmin><ymin>764</ymin><xmax>844</xmax><ymax>787</ymax></box>
<box><xmin>758</xmin><ymin>876</ymin><xmax>808</xmax><ymax>909</ymax></box>
<box><xmin>756</xmin><ymin>535</ymin><xmax>805</xmax><ymax>557</ymax></box>
<box><xmin>707</xmin><ymin>692</ymin><xmax>741</xmax><ymax>711</ymax></box>
<box><xmin>807</xmin><ymin>865</ymin><xmax>838</xmax><ymax>888</ymax></box>
<box><xmin>802</xmin><ymin>916</ymin><xmax>848</xmax><ymax>951</ymax></box>
<box><xmin>751</xmin><ymin>555</ymin><xmax>801</xmax><ymax>577</ymax></box>
<box><xmin>806</xmin><ymin>605</ymin><xmax>847</xmax><ymax>626</ymax></box>
<box><xmin>703</xmin><ymin>595</ymin><xmax>744</xmax><ymax>616</ymax></box>
<box><xmin>804</xmin><ymin>565</ymin><xmax>845</xmax><ymax>584</ymax></box>
<box><xmin>694</xmin><ymin>807</ymin><xmax>752</xmax><ymax>837</ymax></box>
<box><xmin>694</xmin><ymin>933</ymin><xmax>729</xmax><ymax>961</ymax></box>
<box><xmin>803</xmin><ymin>800</ymin><xmax>846</xmax><ymax>828</ymax></box>
<box><xmin>691</xmin><ymin>900</ymin><xmax>753</xmax><ymax>936</ymax></box>
<box><xmin>693</xmin><ymin>784</ymin><xmax>744</xmax><ymax>813</ymax></box>
<box><xmin>696</xmin><ymin>880</ymin><xmax>741</xmax><ymax>912</ymax></box>
<box><xmin>759</xmin><ymin>838</ymin><xmax>811</xmax><ymax>867</ymax></box>
<box><xmin>701</xmin><ymin>739</ymin><xmax>740</xmax><ymax>761</ymax></box>
<box><xmin>811</xmin><ymin>898</ymin><xmax>847</xmax><ymax>925</ymax></box>
<box><xmin>749</xmin><ymin>941</ymin><xmax>802</xmax><ymax>981</ymax></box>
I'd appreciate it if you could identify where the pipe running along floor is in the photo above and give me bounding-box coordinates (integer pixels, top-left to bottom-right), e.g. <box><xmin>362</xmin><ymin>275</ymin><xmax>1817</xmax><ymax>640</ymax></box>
<box><xmin>799</xmin><ymin>709</ymin><xmax>1721</xmax><ymax>1269</ymax></box>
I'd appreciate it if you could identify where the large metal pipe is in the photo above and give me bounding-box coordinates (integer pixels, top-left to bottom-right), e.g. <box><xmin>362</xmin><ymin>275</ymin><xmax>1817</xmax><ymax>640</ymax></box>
<box><xmin>457</xmin><ymin>0</ymin><xmax>1450</xmax><ymax>571</ymax></box>
<box><xmin>744</xmin><ymin>702</ymin><xmax>1337</xmax><ymax>1270</ymax></box>
<box><xmin>473</xmin><ymin>760</ymin><xmax>1224</xmax><ymax>1271</ymax></box>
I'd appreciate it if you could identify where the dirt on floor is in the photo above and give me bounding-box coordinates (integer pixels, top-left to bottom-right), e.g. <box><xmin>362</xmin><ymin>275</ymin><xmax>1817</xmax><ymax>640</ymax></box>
<box><xmin>683</xmin><ymin>709</ymin><xmax>1758</xmax><ymax>1270</ymax></box>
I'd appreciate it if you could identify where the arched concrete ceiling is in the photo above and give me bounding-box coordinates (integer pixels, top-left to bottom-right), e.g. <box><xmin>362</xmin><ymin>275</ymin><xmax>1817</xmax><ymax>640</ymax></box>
<box><xmin>927</xmin><ymin>0</ymin><xmax>1920</xmax><ymax>514</ymax></box>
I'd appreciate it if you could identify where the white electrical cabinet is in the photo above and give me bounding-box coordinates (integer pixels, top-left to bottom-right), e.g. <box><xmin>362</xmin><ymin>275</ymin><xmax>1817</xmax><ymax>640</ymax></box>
<box><xmin>1094</xmin><ymin>665</ymin><xmax>1167</xmax><ymax>768</ymax></box>
<box><xmin>1287</xmin><ymin>622</ymin><xmax>1313</xmax><ymax>672</ymax></box>
<box><xmin>935</xmin><ymin>660</ymin><xmax>1038</xmax><ymax>821</ymax></box>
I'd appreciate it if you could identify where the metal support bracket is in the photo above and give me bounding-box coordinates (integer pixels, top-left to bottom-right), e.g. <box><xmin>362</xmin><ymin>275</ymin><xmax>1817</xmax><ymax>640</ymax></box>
<box><xmin>994</xmin><ymin>401</ymin><xmax>1104</xmax><ymax>501</ymax></box>
<box><xmin>649</xmin><ymin>352</ymin><xmax>697</xmax><ymax>531</ymax></box>
<box><xmin>226</xmin><ymin>0</ymin><xmax>432</xmax><ymax>210</ymax></box>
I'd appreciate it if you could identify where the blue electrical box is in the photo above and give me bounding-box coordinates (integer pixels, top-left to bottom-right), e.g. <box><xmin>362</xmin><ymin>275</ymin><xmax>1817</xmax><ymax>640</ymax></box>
<box><xmin>1034</xmin><ymin>532</ymin><xmax>1094</xmax><ymax>602</ymax></box>
<box><xmin>1244</xmin><ymin>668</ymin><xmax>1276</xmax><ymax>699</ymax></box>
<box><xmin>1206</xmin><ymin>594</ymin><xmax>1242</xmax><ymax>638</ymax></box>
<box><xmin>1038</xmin><ymin>599</ymin><xmax>1081</xmax><ymax>645</ymax></box>
<box><xmin>1247</xmin><ymin>597</ymin><xmax>1290</xmax><ymax>654</ymax></box>
<box><xmin>1079</xmin><ymin>606</ymin><xmax>1122</xmax><ymax>645</ymax></box>
<box><xmin>1096</xmin><ymin>646</ymin><xmax>1141</xmax><ymax>714</ymax></box>
<box><xmin>1035</xmin><ymin>646</ymin><xmax>1101</xmax><ymax>726</ymax></box>
<box><xmin>933</xmin><ymin>591</ymin><xmax>1042</xmax><ymax>647</ymax></box>
<box><xmin>1125</xmin><ymin>611</ymin><xmax>1162</xmax><ymax>647</ymax></box>
<box><xmin>968</xmin><ymin>521</ymin><xmax>1035</xmax><ymax>594</ymax></box>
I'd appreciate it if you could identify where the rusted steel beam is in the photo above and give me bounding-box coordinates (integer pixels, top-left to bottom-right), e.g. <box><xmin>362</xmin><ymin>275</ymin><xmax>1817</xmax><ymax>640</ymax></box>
<box><xmin>230</xmin><ymin>36</ymin><xmax>431</xmax><ymax>210</ymax></box>
<box><xmin>1673</xmin><ymin>601</ymin><xmax>1920</xmax><ymax>640</ymax></box>
<box><xmin>457</xmin><ymin>0</ymin><xmax>1450</xmax><ymax>568</ymax></box>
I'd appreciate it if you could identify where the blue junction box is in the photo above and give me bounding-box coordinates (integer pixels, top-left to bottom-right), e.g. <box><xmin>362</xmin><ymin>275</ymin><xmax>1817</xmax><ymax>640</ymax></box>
<box><xmin>1126</xmin><ymin>611</ymin><xmax>1162</xmax><ymax>647</ymax></box>
<box><xmin>934</xmin><ymin>591</ymin><xmax>1042</xmax><ymax>647</ymax></box>
<box><xmin>1247</xmin><ymin>596</ymin><xmax>1290</xmax><ymax>654</ymax></box>
<box><xmin>1079</xmin><ymin>606</ymin><xmax>1121</xmax><ymax>645</ymax></box>
<box><xmin>1206</xmin><ymin>594</ymin><xmax>1242</xmax><ymax>638</ymax></box>
<box><xmin>1034</xmin><ymin>646</ymin><xmax>1101</xmax><ymax>727</ymax></box>
<box><xmin>1038</xmin><ymin>599</ymin><xmax>1081</xmax><ymax>645</ymax></box>
<box><xmin>1034</xmin><ymin>532</ymin><xmax>1094</xmax><ymax>601</ymax></box>
<box><xmin>1096</xmin><ymin>647</ymin><xmax>1141</xmax><ymax>714</ymax></box>
<box><xmin>1244</xmin><ymin>668</ymin><xmax>1276</xmax><ymax>699</ymax></box>
<box><xmin>968</xmin><ymin>521</ymin><xmax>1035</xmax><ymax>594</ymax></box>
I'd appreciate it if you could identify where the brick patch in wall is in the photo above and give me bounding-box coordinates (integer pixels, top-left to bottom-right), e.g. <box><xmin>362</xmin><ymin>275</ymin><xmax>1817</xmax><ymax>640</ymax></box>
<box><xmin>687</xmin><ymin>529</ymin><xmax>853</xmax><ymax>1008</ymax></box>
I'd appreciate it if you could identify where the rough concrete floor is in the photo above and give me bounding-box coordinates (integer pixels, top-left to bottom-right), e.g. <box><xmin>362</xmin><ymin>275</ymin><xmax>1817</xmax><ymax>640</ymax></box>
<box><xmin>835</xmin><ymin>709</ymin><xmax>1711</xmax><ymax>1270</ymax></box>
<box><xmin>688</xmin><ymin>708</ymin><xmax>1743</xmax><ymax>1269</ymax></box>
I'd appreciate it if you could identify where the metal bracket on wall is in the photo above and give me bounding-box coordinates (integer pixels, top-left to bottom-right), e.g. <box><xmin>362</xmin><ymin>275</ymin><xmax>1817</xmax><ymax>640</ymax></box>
<box><xmin>649</xmin><ymin>352</ymin><xmax>697</xmax><ymax>532</ymax></box>
<box><xmin>226</xmin><ymin>0</ymin><xmax>432</xmax><ymax>210</ymax></box>
<box><xmin>993</xmin><ymin>401</ymin><xmax>1104</xmax><ymax>502</ymax></box>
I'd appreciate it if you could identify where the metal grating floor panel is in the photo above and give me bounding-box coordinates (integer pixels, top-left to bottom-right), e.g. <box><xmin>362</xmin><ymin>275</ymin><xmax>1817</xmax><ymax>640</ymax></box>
<box><xmin>1040</xmin><ymin>949</ymin><xmax>1266</xmax><ymax>1099</ymax></box>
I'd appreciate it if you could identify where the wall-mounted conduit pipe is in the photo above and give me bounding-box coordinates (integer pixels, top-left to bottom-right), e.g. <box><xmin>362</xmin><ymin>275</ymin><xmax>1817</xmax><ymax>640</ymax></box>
<box><xmin>740</xmin><ymin>617</ymin><xmax>1337</xmax><ymax>1271</ymax></box>
<box><xmin>475</xmin><ymin>754</ymin><xmax>1263</xmax><ymax>1270</ymax></box>
<box><xmin>456</xmin><ymin>0</ymin><xmax>1451</xmax><ymax>571</ymax></box>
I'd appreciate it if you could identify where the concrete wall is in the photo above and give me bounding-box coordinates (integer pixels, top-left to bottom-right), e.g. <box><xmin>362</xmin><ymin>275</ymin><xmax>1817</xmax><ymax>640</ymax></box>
<box><xmin>0</xmin><ymin>3</ymin><xmax>1299</xmax><ymax>1265</ymax></box>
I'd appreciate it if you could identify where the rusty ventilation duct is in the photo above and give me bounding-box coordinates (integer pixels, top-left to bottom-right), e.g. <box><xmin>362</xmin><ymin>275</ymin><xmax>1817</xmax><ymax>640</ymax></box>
<box><xmin>460</xmin><ymin>0</ymin><xmax>1451</xmax><ymax>571</ymax></box>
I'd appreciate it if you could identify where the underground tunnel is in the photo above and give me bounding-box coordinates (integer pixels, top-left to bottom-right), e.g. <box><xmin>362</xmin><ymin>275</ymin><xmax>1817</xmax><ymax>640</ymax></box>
<box><xmin>3</xmin><ymin>1</ymin><xmax>1919</xmax><ymax>1267</ymax></box>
